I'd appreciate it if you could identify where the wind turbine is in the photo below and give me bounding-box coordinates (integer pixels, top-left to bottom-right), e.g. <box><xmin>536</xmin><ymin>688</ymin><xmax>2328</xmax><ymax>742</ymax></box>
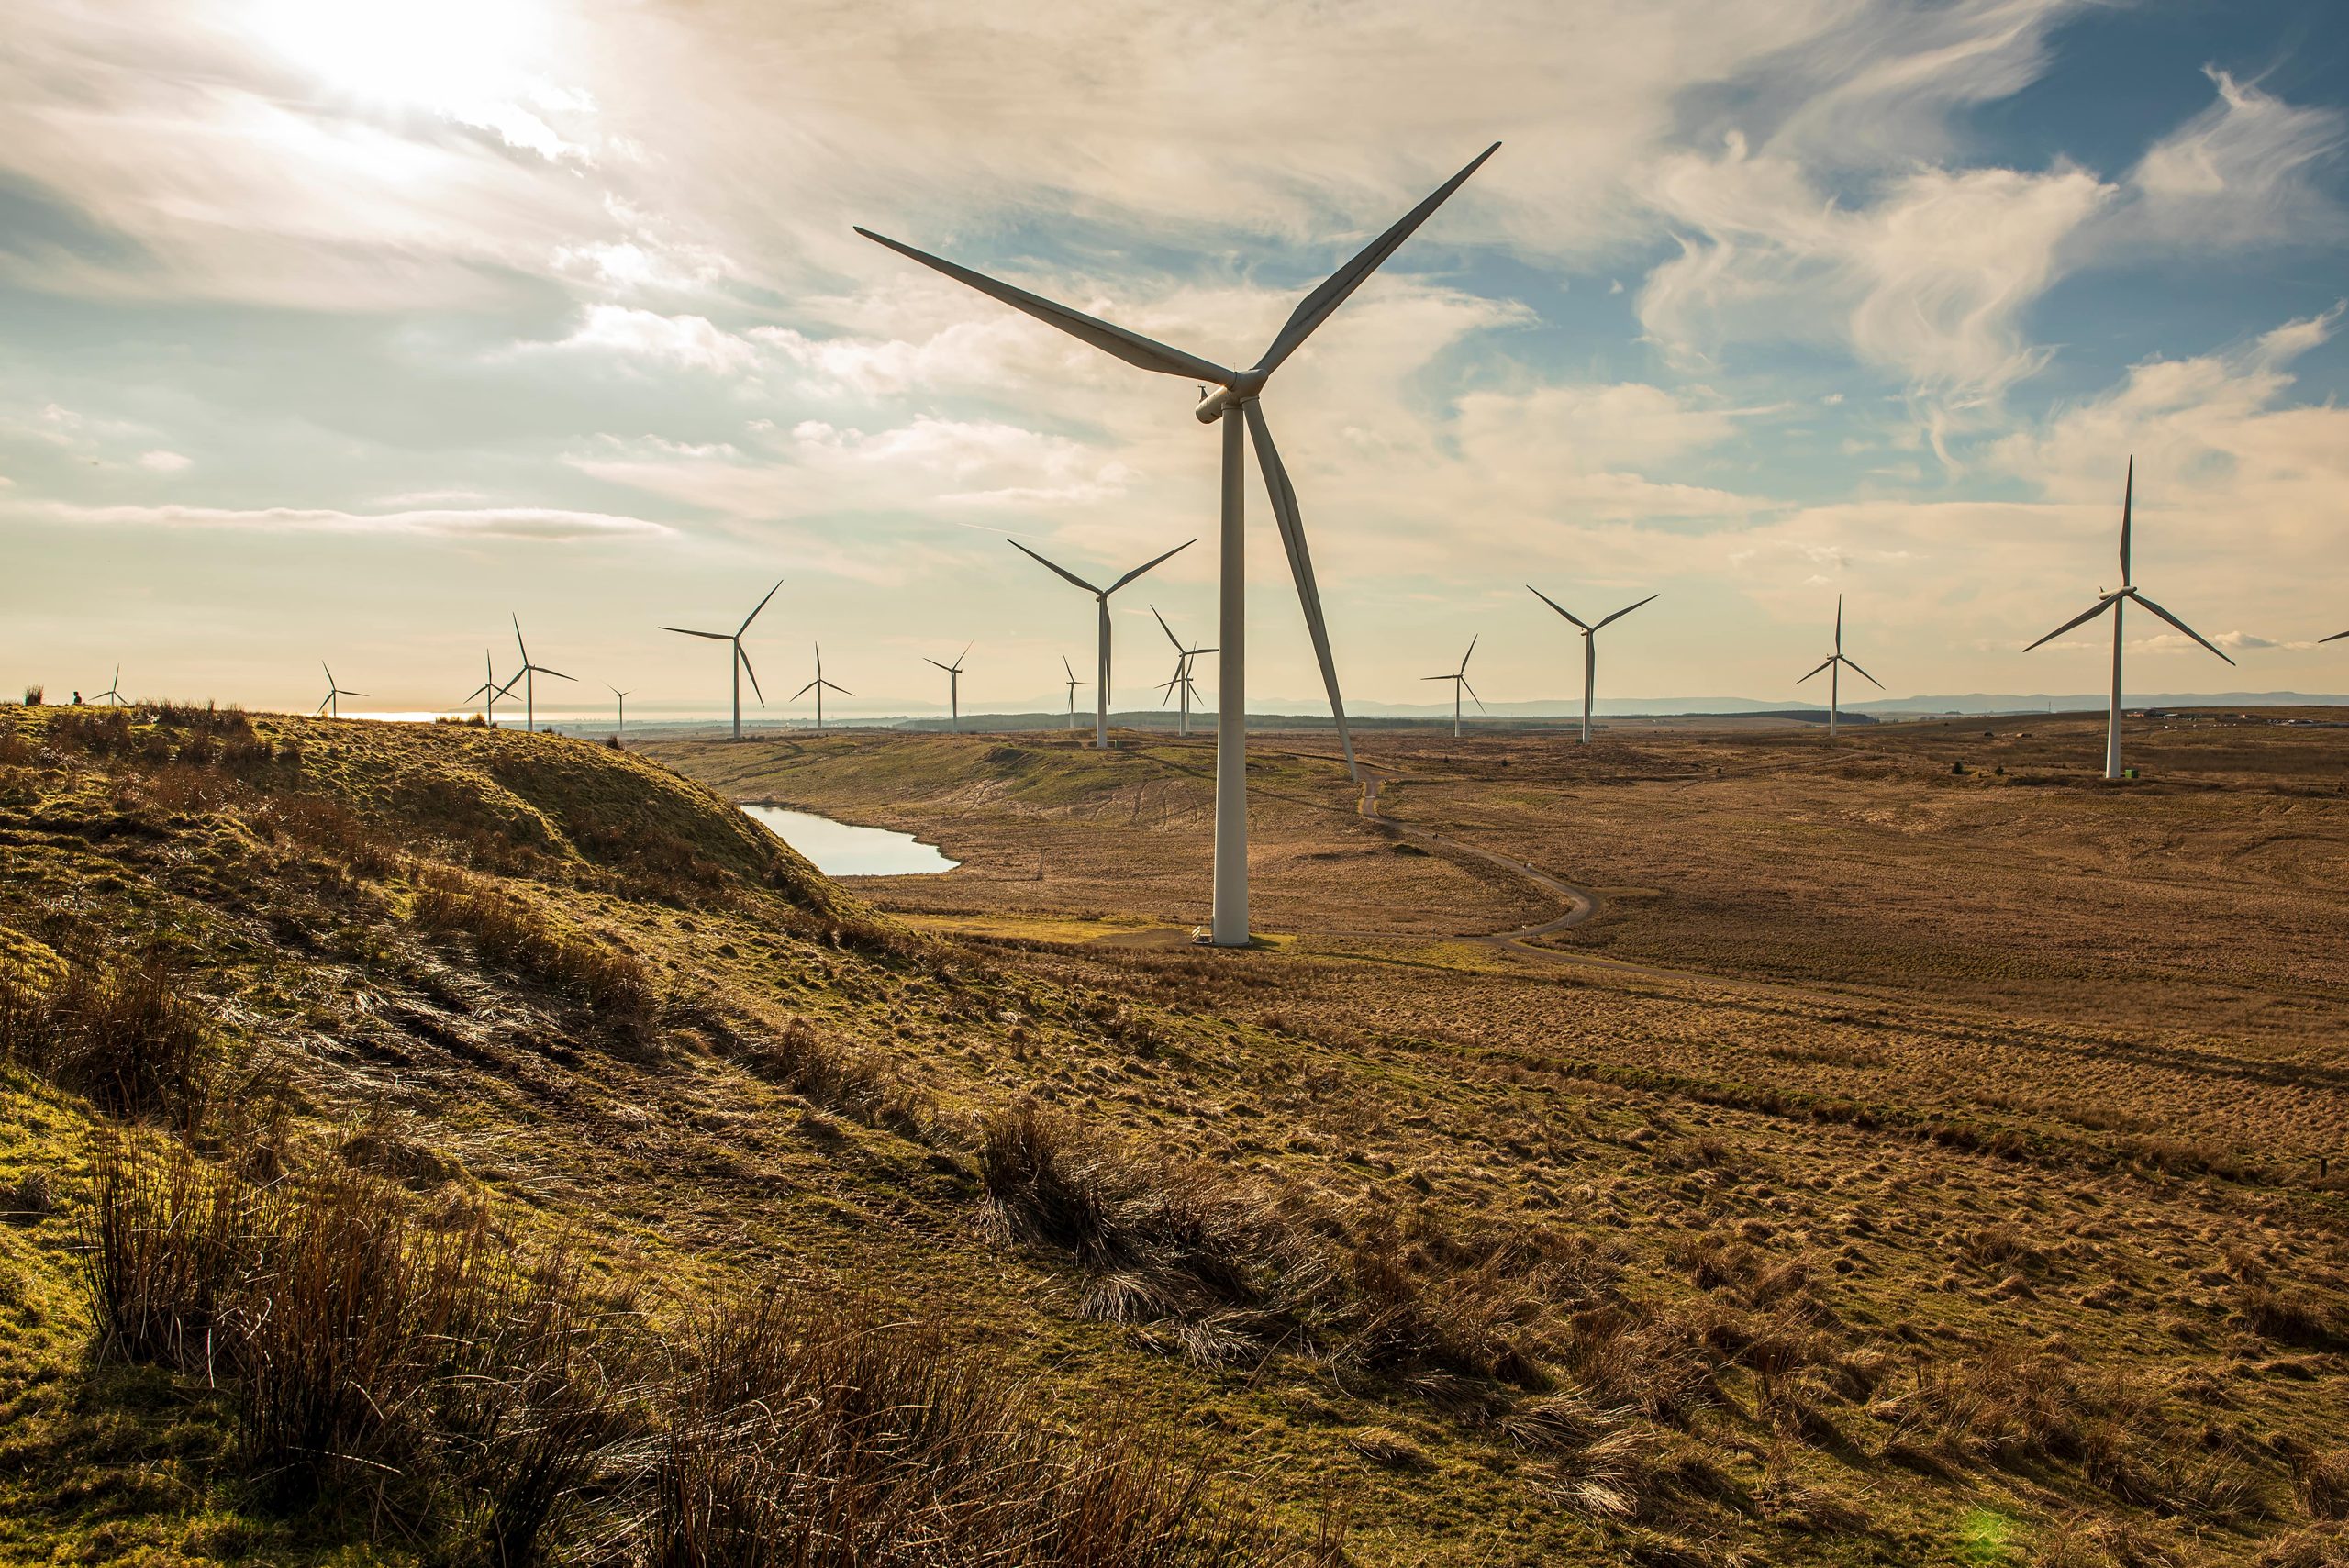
<box><xmin>607</xmin><ymin>685</ymin><xmax>631</xmax><ymax>740</ymax></box>
<box><xmin>93</xmin><ymin>667</ymin><xmax>125</xmax><ymax>708</ymax></box>
<box><xmin>793</xmin><ymin>644</ymin><xmax>852</xmax><ymax>731</ymax></box>
<box><xmin>1422</xmin><ymin>637</ymin><xmax>1484</xmax><ymax>740</ymax></box>
<box><xmin>1008</xmin><ymin>538</ymin><xmax>1193</xmax><ymax>749</ymax></box>
<box><xmin>316</xmin><ymin>662</ymin><xmax>365</xmax><ymax>719</ymax></box>
<box><xmin>1795</xmin><ymin>597</ymin><xmax>1882</xmax><ymax>739</ymax></box>
<box><xmin>1152</xmin><ymin>606</ymin><xmax>1217</xmax><ymax>739</ymax></box>
<box><xmin>464</xmin><ymin>651</ymin><xmax>515</xmax><ymax>728</ymax></box>
<box><xmin>2023</xmin><ymin>458</ymin><xmax>2232</xmax><ymax>780</ymax></box>
<box><xmin>661</xmin><ymin>580</ymin><xmax>779</xmax><ymax>741</ymax></box>
<box><xmin>1528</xmin><ymin>588</ymin><xmax>1657</xmax><ymax>744</ymax></box>
<box><xmin>1060</xmin><ymin>654</ymin><xmax>1083</xmax><ymax>731</ymax></box>
<box><xmin>507</xmin><ymin>615</ymin><xmax>574</xmax><ymax>733</ymax></box>
<box><xmin>859</xmin><ymin>142</ymin><xmax>1500</xmax><ymax>945</ymax></box>
<box><xmin>925</xmin><ymin>645</ymin><xmax>970</xmax><ymax>733</ymax></box>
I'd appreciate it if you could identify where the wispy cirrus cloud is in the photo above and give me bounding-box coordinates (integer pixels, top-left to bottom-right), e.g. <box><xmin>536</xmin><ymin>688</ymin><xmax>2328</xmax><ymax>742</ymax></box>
<box><xmin>6</xmin><ymin>499</ymin><xmax>672</xmax><ymax>540</ymax></box>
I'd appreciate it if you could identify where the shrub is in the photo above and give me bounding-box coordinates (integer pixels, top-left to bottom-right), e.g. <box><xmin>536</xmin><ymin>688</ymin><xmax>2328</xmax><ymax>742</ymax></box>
<box><xmin>0</xmin><ymin>947</ymin><xmax>216</xmax><ymax>1129</ymax></box>
<box><xmin>653</xmin><ymin>1284</ymin><xmax>1326</xmax><ymax>1567</ymax></box>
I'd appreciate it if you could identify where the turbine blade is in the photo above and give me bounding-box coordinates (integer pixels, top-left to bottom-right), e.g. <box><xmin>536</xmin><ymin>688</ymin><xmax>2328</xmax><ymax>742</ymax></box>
<box><xmin>1008</xmin><ymin>538</ymin><xmax>1102</xmax><ymax>595</ymax></box>
<box><xmin>1460</xmin><ymin>633</ymin><xmax>1477</xmax><ymax>675</ymax></box>
<box><xmin>1243</xmin><ymin>400</ymin><xmax>1357</xmax><ymax>778</ymax></box>
<box><xmin>1152</xmin><ymin>605</ymin><xmax>1183</xmax><ymax>652</ymax></box>
<box><xmin>1834</xmin><ymin>595</ymin><xmax>1842</xmax><ymax>655</ymax></box>
<box><xmin>828</xmin><ymin>682</ymin><xmax>853</xmax><ymax>696</ymax></box>
<box><xmin>2323</xmin><ymin>628</ymin><xmax>2349</xmax><ymax>643</ymax></box>
<box><xmin>662</xmin><ymin>626</ymin><xmax>731</xmax><ymax>641</ymax></box>
<box><xmin>539</xmin><ymin>666</ymin><xmax>576</xmax><ymax>683</ymax></box>
<box><xmin>1526</xmin><ymin>584</ymin><xmax>1591</xmax><ymax>632</ymax></box>
<box><xmin>2024</xmin><ymin>598</ymin><xmax>2116</xmax><ymax>651</ymax></box>
<box><xmin>1063</xmin><ymin>652</ymin><xmax>1077</xmax><ymax>680</ymax></box>
<box><xmin>854</xmin><ymin>228</ymin><xmax>1236</xmax><ymax>384</ymax></box>
<box><xmin>958</xmin><ymin>642</ymin><xmax>972</xmax><ymax>669</ymax></box>
<box><xmin>1107</xmin><ymin>539</ymin><xmax>1194</xmax><ymax>594</ymax></box>
<box><xmin>793</xmin><ymin>679</ymin><xmax>819</xmax><ymax>700</ymax></box>
<box><xmin>739</xmin><ymin>578</ymin><xmax>784</xmax><ymax>636</ymax></box>
<box><xmin>1840</xmin><ymin>656</ymin><xmax>1886</xmax><ymax>691</ymax></box>
<box><xmin>925</xmin><ymin>658</ymin><xmax>952</xmax><ymax>673</ymax></box>
<box><xmin>738</xmin><ymin>645</ymin><xmax>766</xmax><ymax>704</ymax></box>
<box><xmin>1255</xmin><ymin>143</ymin><xmax>1502</xmax><ymax>376</ymax></box>
<box><xmin>2119</xmin><ymin>455</ymin><xmax>2133</xmax><ymax>587</ymax></box>
<box><xmin>1796</xmin><ymin>659</ymin><xmax>1834</xmax><ymax>684</ymax></box>
<box><xmin>513</xmin><ymin>613</ymin><xmax>529</xmax><ymax>662</ymax></box>
<box><xmin>1596</xmin><ymin>593</ymin><xmax>1659</xmax><ymax>630</ymax></box>
<box><xmin>1463</xmin><ymin>677</ymin><xmax>1486</xmax><ymax>712</ymax></box>
<box><xmin>2132</xmin><ymin>593</ymin><xmax>2237</xmax><ymax>666</ymax></box>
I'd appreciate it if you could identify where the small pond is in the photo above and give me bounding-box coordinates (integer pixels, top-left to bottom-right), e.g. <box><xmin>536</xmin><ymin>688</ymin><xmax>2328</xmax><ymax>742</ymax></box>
<box><xmin>742</xmin><ymin>805</ymin><xmax>960</xmax><ymax>877</ymax></box>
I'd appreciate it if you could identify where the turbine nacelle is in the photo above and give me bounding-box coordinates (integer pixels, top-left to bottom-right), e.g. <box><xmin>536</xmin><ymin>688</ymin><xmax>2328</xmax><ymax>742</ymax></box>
<box><xmin>1193</xmin><ymin>372</ymin><xmax>1266</xmax><ymax>424</ymax></box>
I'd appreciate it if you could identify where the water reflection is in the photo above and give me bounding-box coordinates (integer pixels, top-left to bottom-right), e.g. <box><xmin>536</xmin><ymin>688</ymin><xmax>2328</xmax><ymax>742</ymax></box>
<box><xmin>742</xmin><ymin>805</ymin><xmax>959</xmax><ymax>876</ymax></box>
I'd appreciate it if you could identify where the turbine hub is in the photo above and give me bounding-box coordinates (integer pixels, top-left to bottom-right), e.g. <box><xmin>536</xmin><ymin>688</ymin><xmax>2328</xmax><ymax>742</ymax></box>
<box><xmin>1193</xmin><ymin>372</ymin><xmax>1266</xmax><ymax>424</ymax></box>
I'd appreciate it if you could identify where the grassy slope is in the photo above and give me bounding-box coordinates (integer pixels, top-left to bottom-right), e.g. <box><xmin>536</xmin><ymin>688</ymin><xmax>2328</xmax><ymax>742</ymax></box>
<box><xmin>4</xmin><ymin>708</ymin><xmax>2345</xmax><ymax>1566</ymax></box>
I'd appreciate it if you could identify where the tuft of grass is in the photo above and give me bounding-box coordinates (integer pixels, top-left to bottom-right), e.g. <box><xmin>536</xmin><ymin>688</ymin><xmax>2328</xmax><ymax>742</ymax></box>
<box><xmin>0</xmin><ymin>948</ymin><xmax>216</xmax><ymax>1131</ymax></box>
<box><xmin>410</xmin><ymin>863</ymin><xmax>654</xmax><ymax>1033</ymax></box>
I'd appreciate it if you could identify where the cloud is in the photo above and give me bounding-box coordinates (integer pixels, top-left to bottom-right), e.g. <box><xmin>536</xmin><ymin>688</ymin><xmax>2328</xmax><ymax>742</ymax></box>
<box><xmin>528</xmin><ymin>306</ymin><xmax>763</xmax><ymax>374</ymax></box>
<box><xmin>2124</xmin><ymin>70</ymin><xmax>2347</xmax><ymax>249</ymax></box>
<box><xmin>136</xmin><ymin>450</ymin><xmax>192</xmax><ymax>473</ymax></box>
<box><xmin>6</xmin><ymin>499</ymin><xmax>672</xmax><ymax>539</ymax></box>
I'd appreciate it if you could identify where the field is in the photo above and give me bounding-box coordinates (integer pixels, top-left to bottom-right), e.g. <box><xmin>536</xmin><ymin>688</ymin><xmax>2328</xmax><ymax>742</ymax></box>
<box><xmin>1</xmin><ymin>703</ymin><xmax>2343</xmax><ymax>1567</ymax></box>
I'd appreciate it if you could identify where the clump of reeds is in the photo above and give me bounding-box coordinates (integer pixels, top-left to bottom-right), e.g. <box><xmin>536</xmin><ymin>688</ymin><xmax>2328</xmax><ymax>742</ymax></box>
<box><xmin>410</xmin><ymin>863</ymin><xmax>653</xmax><ymax>1032</ymax></box>
<box><xmin>0</xmin><ymin>947</ymin><xmax>216</xmax><ymax>1130</ymax></box>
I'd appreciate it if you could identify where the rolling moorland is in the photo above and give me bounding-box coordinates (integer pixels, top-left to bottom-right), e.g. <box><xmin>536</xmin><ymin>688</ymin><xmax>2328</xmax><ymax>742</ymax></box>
<box><xmin>0</xmin><ymin>701</ymin><xmax>2344</xmax><ymax>1567</ymax></box>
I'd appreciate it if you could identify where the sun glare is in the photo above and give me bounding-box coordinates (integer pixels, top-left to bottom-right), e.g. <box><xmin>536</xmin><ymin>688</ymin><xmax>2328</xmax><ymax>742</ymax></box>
<box><xmin>248</xmin><ymin>0</ymin><xmax>552</xmax><ymax>120</ymax></box>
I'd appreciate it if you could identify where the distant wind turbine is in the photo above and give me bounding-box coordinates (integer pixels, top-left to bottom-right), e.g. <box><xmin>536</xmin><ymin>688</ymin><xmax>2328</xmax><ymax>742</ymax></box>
<box><xmin>507</xmin><ymin>615</ymin><xmax>574</xmax><ymax>733</ymax></box>
<box><xmin>859</xmin><ymin>142</ymin><xmax>1499</xmax><ymax>945</ymax></box>
<box><xmin>1797</xmin><ymin>597</ymin><xmax>1881</xmax><ymax>739</ymax></box>
<box><xmin>607</xmin><ymin>685</ymin><xmax>631</xmax><ymax>739</ymax></box>
<box><xmin>2023</xmin><ymin>458</ymin><xmax>2232</xmax><ymax>780</ymax></box>
<box><xmin>1060</xmin><ymin>654</ymin><xmax>1083</xmax><ymax>731</ymax></box>
<box><xmin>925</xmin><ymin>645</ymin><xmax>971</xmax><ymax>733</ymax></box>
<box><xmin>1422</xmin><ymin>636</ymin><xmax>1484</xmax><ymax>740</ymax></box>
<box><xmin>464</xmin><ymin>651</ymin><xmax>516</xmax><ymax>728</ymax></box>
<box><xmin>1008</xmin><ymin>538</ymin><xmax>1193</xmax><ymax>749</ymax></box>
<box><xmin>316</xmin><ymin>662</ymin><xmax>365</xmax><ymax>719</ymax></box>
<box><xmin>1528</xmin><ymin>587</ymin><xmax>1657</xmax><ymax>744</ymax></box>
<box><xmin>1152</xmin><ymin>606</ymin><xmax>1217</xmax><ymax>739</ymax></box>
<box><xmin>661</xmin><ymin>580</ymin><xmax>779</xmax><ymax>741</ymax></box>
<box><xmin>93</xmin><ymin>666</ymin><xmax>125</xmax><ymax>708</ymax></box>
<box><xmin>793</xmin><ymin>644</ymin><xmax>852</xmax><ymax>731</ymax></box>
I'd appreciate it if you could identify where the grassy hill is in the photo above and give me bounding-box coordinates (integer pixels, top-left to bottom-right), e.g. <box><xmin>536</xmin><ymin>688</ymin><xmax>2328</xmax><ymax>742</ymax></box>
<box><xmin>4</xmin><ymin>706</ymin><xmax>2346</xmax><ymax>1567</ymax></box>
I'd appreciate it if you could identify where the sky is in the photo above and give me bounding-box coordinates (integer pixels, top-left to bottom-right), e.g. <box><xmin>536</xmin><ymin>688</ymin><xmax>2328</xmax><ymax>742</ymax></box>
<box><xmin>3</xmin><ymin>0</ymin><xmax>2346</xmax><ymax>720</ymax></box>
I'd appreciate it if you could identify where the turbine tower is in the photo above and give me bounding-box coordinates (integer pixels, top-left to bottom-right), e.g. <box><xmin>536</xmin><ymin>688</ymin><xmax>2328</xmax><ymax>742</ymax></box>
<box><xmin>607</xmin><ymin>685</ymin><xmax>631</xmax><ymax>740</ymax></box>
<box><xmin>793</xmin><ymin>644</ymin><xmax>852</xmax><ymax>731</ymax></box>
<box><xmin>464</xmin><ymin>651</ymin><xmax>515</xmax><ymax>728</ymax></box>
<box><xmin>507</xmin><ymin>615</ymin><xmax>574</xmax><ymax>733</ymax></box>
<box><xmin>1152</xmin><ymin>606</ymin><xmax>1217</xmax><ymax>739</ymax></box>
<box><xmin>859</xmin><ymin>142</ymin><xmax>1500</xmax><ymax>945</ymax></box>
<box><xmin>1422</xmin><ymin>636</ymin><xmax>1484</xmax><ymax>739</ymax></box>
<box><xmin>1528</xmin><ymin>587</ymin><xmax>1658</xmax><ymax>744</ymax></box>
<box><xmin>1061</xmin><ymin>654</ymin><xmax>1083</xmax><ymax>731</ymax></box>
<box><xmin>661</xmin><ymin>580</ymin><xmax>779</xmax><ymax>741</ymax></box>
<box><xmin>94</xmin><ymin>667</ymin><xmax>125</xmax><ymax>708</ymax></box>
<box><xmin>1797</xmin><ymin>597</ymin><xmax>1881</xmax><ymax>739</ymax></box>
<box><xmin>926</xmin><ymin>645</ymin><xmax>970</xmax><ymax>733</ymax></box>
<box><xmin>316</xmin><ymin>662</ymin><xmax>365</xmax><ymax>719</ymax></box>
<box><xmin>1008</xmin><ymin>538</ymin><xmax>1193</xmax><ymax>749</ymax></box>
<box><xmin>2024</xmin><ymin>458</ymin><xmax>2233</xmax><ymax>780</ymax></box>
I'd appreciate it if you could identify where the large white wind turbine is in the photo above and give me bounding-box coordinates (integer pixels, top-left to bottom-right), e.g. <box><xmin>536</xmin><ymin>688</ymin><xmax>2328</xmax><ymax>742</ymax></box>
<box><xmin>507</xmin><ymin>615</ymin><xmax>574</xmax><ymax>733</ymax></box>
<box><xmin>661</xmin><ymin>580</ymin><xmax>779</xmax><ymax>741</ymax></box>
<box><xmin>2024</xmin><ymin>459</ymin><xmax>2233</xmax><ymax>780</ymax></box>
<box><xmin>1008</xmin><ymin>539</ymin><xmax>1193</xmax><ymax>749</ymax></box>
<box><xmin>1422</xmin><ymin>637</ymin><xmax>1484</xmax><ymax>740</ymax></box>
<box><xmin>1152</xmin><ymin>606</ymin><xmax>1217</xmax><ymax>739</ymax></box>
<box><xmin>793</xmin><ymin>644</ymin><xmax>852</xmax><ymax>731</ymax></box>
<box><xmin>464</xmin><ymin>651</ymin><xmax>515</xmax><ymax>728</ymax></box>
<box><xmin>1528</xmin><ymin>587</ymin><xmax>1657</xmax><ymax>744</ymax></box>
<box><xmin>607</xmin><ymin>685</ymin><xmax>631</xmax><ymax>740</ymax></box>
<box><xmin>316</xmin><ymin>662</ymin><xmax>365</xmax><ymax>719</ymax></box>
<box><xmin>859</xmin><ymin>142</ymin><xmax>1500</xmax><ymax>945</ymax></box>
<box><xmin>94</xmin><ymin>667</ymin><xmax>126</xmax><ymax>708</ymax></box>
<box><xmin>1797</xmin><ymin>597</ymin><xmax>1881</xmax><ymax>740</ymax></box>
<box><xmin>925</xmin><ymin>645</ymin><xmax>971</xmax><ymax>733</ymax></box>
